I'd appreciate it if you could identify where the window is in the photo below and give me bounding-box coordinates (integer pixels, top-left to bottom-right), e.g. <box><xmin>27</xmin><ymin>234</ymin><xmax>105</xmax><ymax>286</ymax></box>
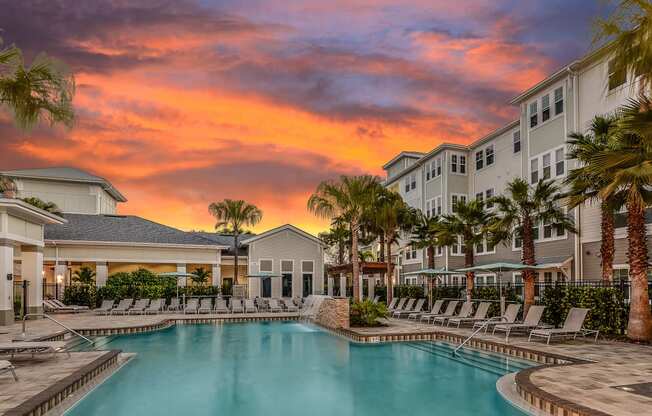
<box><xmin>451</xmin><ymin>154</ymin><xmax>458</xmax><ymax>173</ymax></box>
<box><xmin>260</xmin><ymin>259</ymin><xmax>273</xmax><ymax>273</ymax></box>
<box><xmin>485</xmin><ymin>145</ymin><xmax>494</xmax><ymax>166</ymax></box>
<box><xmin>405</xmin><ymin>173</ymin><xmax>416</xmax><ymax>192</ymax></box>
<box><xmin>513</xmin><ymin>131</ymin><xmax>521</xmax><ymax>153</ymax></box>
<box><xmin>608</xmin><ymin>59</ymin><xmax>626</xmax><ymax>91</ymax></box>
<box><xmin>555</xmin><ymin>148</ymin><xmax>565</xmax><ymax>176</ymax></box>
<box><xmin>529</xmin><ymin>101</ymin><xmax>538</xmax><ymax>128</ymax></box>
<box><xmin>554</xmin><ymin>87</ymin><xmax>564</xmax><ymax>115</ymax></box>
<box><xmin>475</xmin><ymin>192</ymin><xmax>484</xmax><ymax>202</ymax></box>
<box><xmin>459</xmin><ymin>155</ymin><xmax>466</xmax><ymax>174</ymax></box>
<box><xmin>513</xmin><ymin>234</ymin><xmax>523</xmax><ymax>249</ymax></box>
<box><xmin>541</xmin><ymin>94</ymin><xmax>550</xmax><ymax>122</ymax></box>
<box><xmin>530</xmin><ymin>158</ymin><xmax>539</xmax><ymax>184</ymax></box>
<box><xmin>475</xmin><ymin>151</ymin><xmax>484</xmax><ymax>170</ymax></box>
<box><xmin>475</xmin><ymin>238</ymin><xmax>495</xmax><ymax>255</ymax></box>
<box><xmin>542</xmin><ymin>153</ymin><xmax>551</xmax><ymax>180</ymax></box>
<box><xmin>426</xmin><ymin>157</ymin><xmax>442</xmax><ymax>180</ymax></box>
<box><xmin>425</xmin><ymin>199</ymin><xmax>434</xmax><ymax>218</ymax></box>
<box><xmin>451</xmin><ymin>194</ymin><xmax>467</xmax><ymax>212</ymax></box>
<box><xmin>436</xmin><ymin>245</ymin><xmax>443</xmax><ymax>256</ymax></box>
<box><xmin>434</xmin><ymin>196</ymin><xmax>442</xmax><ymax>216</ymax></box>
<box><xmin>281</xmin><ymin>260</ymin><xmax>293</xmax><ymax>297</ymax></box>
<box><xmin>543</xmin><ymin>219</ymin><xmax>553</xmax><ymax>239</ymax></box>
<box><xmin>451</xmin><ymin>153</ymin><xmax>466</xmax><ymax>174</ymax></box>
<box><xmin>302</xmin><ymin>262</ymin><xmax>313</xmax><ymax>297</ymax></box>
<box><xmin>436</xmin><ymin>157</ymin><xmax>442</xmax><ymax>176</ymax></box>
<box><xmin>301</xmin><ymin>261</ymin><xmax>314</xmax><ymax>273</ymax></box>
<box><xmin>450</xmin><ymin>236</ymin><xmax>464</xmax><ymax>255</ymax></box>
<box><xmin>404</xmin><ymin>177</ymin><xmax>410</xmax><ymax>193</ymax></box>
<box><xmin>405</xmin><ymin>246</ymin><xmax>417</xmax><ymax>260</ymax></box>
<box><xmin>485</xmin><ymin>188</ymin><xmax>494</xmax><ymax>208</ymax></box>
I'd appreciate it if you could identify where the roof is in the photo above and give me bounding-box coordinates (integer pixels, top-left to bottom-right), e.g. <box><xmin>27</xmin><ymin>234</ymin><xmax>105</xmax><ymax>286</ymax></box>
<box><xmin>240</xmin><ymin>224</ymin><xmax>323</xmax><ymax>246</ymax></box>
<box><xmin>1</xmin><ymin>167</ymin><xmax>127</xmax><ymax>202</ymax></box>
<box><xmin>381</xmin><ymin>151</ymin><xmax>425</xmax><ymax>170</ymax></box>
<box><xmin>45</xmin><ymin>214</ymin><xmax>226</xmax><ymax>248</ymax></box>
<box><xmin>0</xmin><ymin>198</ymin><xmax>66</xmax><ymax>226</ymax></box>
<box><xmin>190</xmin><ymin>231</ymin><xmax>252</xmax><ymax>256</ymax></box>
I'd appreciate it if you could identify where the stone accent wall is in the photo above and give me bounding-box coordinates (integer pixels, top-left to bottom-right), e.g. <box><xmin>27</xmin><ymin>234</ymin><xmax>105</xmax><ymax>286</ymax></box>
<box><xmin>315</xmin><ymin>297</ymin><xmax>349</xmax><ymax>329</ymax></box>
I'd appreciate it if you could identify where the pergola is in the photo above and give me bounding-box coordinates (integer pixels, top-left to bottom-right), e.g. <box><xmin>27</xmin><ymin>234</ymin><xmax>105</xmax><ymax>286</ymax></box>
<box><xmin>326</xmin><ymin>261</ymin><xmax>390</xmax><ymax>297</ymax></box>
<box><xmin>403</xmin><ymin>268</ymin><xmax>461</xmax><ymax>310</ymax></box>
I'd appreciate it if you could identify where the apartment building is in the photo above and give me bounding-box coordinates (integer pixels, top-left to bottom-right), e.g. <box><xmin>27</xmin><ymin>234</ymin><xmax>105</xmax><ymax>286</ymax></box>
<box><xmin>383</xmin><ymin>45</ymin><xmax>642</xmax><ymax>284</ymax></box>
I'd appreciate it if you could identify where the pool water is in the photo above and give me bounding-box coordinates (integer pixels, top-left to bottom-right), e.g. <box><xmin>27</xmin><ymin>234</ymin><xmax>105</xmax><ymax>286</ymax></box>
<box><xmin>67</xmin><ymin>322</ymin><xmax>527</xmax><ymax>416</ymax></box>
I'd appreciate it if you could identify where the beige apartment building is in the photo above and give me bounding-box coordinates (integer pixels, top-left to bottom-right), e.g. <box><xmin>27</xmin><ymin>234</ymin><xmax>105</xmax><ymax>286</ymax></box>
<box><xmin>383</xmin><ymin>46</ymin><xmax>646</xmax><ymax>285</ymax></box>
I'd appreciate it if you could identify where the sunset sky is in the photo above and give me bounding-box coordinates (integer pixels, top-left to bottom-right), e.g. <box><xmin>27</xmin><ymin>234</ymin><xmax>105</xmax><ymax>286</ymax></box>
<box><xmin>0</xmin><ymin>1</ymin><xmax>606</xmax><ymax>235</ymax></box>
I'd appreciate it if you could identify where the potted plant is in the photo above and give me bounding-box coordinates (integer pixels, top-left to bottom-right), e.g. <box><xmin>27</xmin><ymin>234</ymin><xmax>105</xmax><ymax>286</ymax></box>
<box><xmin>0</xmin><ymin>176</ymin><xmax>17</xmax><ymax>199</ymax></box>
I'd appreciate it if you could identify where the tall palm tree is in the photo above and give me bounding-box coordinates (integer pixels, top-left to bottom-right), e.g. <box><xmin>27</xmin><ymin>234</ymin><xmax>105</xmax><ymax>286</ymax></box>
<box><xmin>21</xmin><ymin>196</ymin><xmax>63</xmax><ymax>215</ymax></box>
<box><xmin>565</xmin><ymin>115</ymin><xmax>623</xmax><ymax>283</ymax></box>
<box><xmin>1</xmin><ymin>38</ymin><xmax>75</xmax><ymax>129</ymax></box>
<box><xmin>308</xmin><ymin>175</ymin><xmax>378</xmax><ymax>301</ymax></box>
<box><xmin>437</xmin><ymin>199</ymin><xmax>495</xmax><ymax>301</ymax></box>
<box><xmin>412</xmin><ymin>213</ymin><xmax>442</xmax><ymax>271</ymax></box>
<box><xmin>586</xmin><ymin>96</ymin><xmax>652</xmax><ymax>341</ymax></box>
<box><xmin>490</xmin><ymin>178</ymin><xmax>575</xmax><ymax>314</ymax></box>
<box><xmin>318</xmin><ymin>220</ymin><xmax>350</xmax><ymax>265</ymax></box>
<box><xmin>208</xmin><ymin>199</ymin><xmax>262</xmax><ymax>282</ymax></box>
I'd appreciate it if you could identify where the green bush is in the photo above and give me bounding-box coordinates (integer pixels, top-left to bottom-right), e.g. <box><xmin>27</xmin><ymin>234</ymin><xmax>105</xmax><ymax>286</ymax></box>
<box><xmin>63</xmin><ymin>285</ymin><xmax>97</xmax><ymax>307</ymax></box>
<box><xmin>350</xmin><ymin>299</ymin><xmax>388</xmax><ymax>327</ymax></box>
<box><xmin>394</xmin><ymin>284</ymin><xmax>425</xmax><ymax>299</ymax></box>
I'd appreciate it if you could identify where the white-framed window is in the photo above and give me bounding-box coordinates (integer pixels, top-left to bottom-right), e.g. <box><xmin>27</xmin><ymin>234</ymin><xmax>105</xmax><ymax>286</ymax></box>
<box><xmin>450</xmin><ymin>236</ymin><xmax>465</xmax><ymax>256</ymax></box>
<box><xmin>426</xmin><ymin>157</ymin><xmax>442</xmax><ymax>181</ymax></box>
<box><xmin>281</xmin><ymin>260</ymin><xmax>294</xmax><ymax>297</ymax></box>
<box><xmin>554</xmin><ymin>87</ymin><xmax>564</xmax><ymax>115</ymax></box>
<box><xmin>436</xmin><ymin>245</ymin><xmax>443</xmax><ymax>256</ymax></box>
<box><xmin>434</xmin><ymin>196</ymin><xmax>442</xmax><ymax>216</ymax></box>
<box><xmin>529</xmin><ymin>146</ymin><xmax>565</xmax><ymax>184</ymax></box>
<box><xmin>475</xmin><ymin>238</ymin><xmax>495</xmax><ymax>255</ymax></box>
<box><xmin>475</xmin><ymin>150</ymin><xmax>484</xmax><ymax>170</ymax></box>
<box><xmin>301</xmin><ymin>260</ymin><xmax>314</xmax><ymax>273</ymax></box>
<box><xmin>513</xmin><ymin>130</ymin><xmax>521</xmax><ymax>153</ymax></box>
<box><xmin>404</xmin><ymin>246</ymin><xmax>417</xmax><ymax>260</ymax></box>
<box><xmin>451</xmin><ymin>194</ymin><xmax>467</xmax><ymax>213</ymax></box>
<box><xmin>425</xmin><ymin>198</ymin><xmax>434</xmax><ymax>218</ymax></box>
<box><xmin>450</xmin><ymin>153</ymin><xmax>466</xmax><ymax>175</ymax></box>
<box><xmin>485</xmin><ymin>145</ymin><xmax>494</xmax><ymax>166</ymax></box>
<box><xmin>474</xmin><ymin>145</ymin><xmax>494</xmax><ymax>171</ymax></box>
<box><xmin>608</xmin><ymin>59</ymin><xmax>626</xmax><ymax>91</ymax></box>
<box><xmin>529</xmin><ymin>101</ymin><xmax>538</xmax><ymax>128</ymax></box>
<box><xmin>475</xmin><ymin>192</ymin><xmax>483</xmax><ymax>202</ymax></box>
<box><xmin>541</xmin><ymin>94</ymin><xmax>550</xmax><ymax>122</ymax></box>
<box><xmin>259</xmin><ymin>259</ymin><xmax>273</xmax><ymax>273</ymax></box>
<box><xmin>529</xmin><ymin>87</ymin><xmax>564</xmax><ymax>129</ymax></box>
<box><xmin>485</xmin><ymin>188</ymin><xmax>494</xmax><ymax>208</ymax></box>
<box><xmin>404</xmin><ymin>173</ymin><xmax>417</xmax><ymax>193</ymax></box>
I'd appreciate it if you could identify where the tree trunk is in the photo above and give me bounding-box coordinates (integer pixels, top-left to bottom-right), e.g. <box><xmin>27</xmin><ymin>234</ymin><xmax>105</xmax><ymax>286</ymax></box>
<box><xmin>521</xmin><ymin>215</ymin><xmax>537</xmax><ymax>316</ymax></box>
<box><xmin>337</xmin><ymin>239</ymin><xmax>344</xmax><ymax>265</ymax></box>
<box><xmin>234</xmin><ymin>232</ymin><xmax>239</xmax><ymax>284</ymax></box>
<box><xmin>626</xmin><ymin>198</ymin><xmax>652</xmax><ymax>342</ymax></box>
<box><xmin>386</xmin><ymin>232</ymin><xmax>394</xmax><ymax>305</ymax></box>
<box><xmin>464</xmin><ymin>243</ymin><xmax>474</xmax><ymax>302</ymax></box>
<box><xmin>351</xmin><ymin>220</ymin><xmax>361</xmax><ymax>301</ymax></box>
<box><xmin>427</xmin><ymin>245</ymin><xmax>435</xmax><ymax>269</ymax></box>
<box><xmin>379</xmin><ymin>233</ymin><xmax>385</xmax><ymax>262</ymax></box>
<box><xmin>600</xmin><ymin>201</ymin><xmax>615</xmax><ymax>284</ymax></box>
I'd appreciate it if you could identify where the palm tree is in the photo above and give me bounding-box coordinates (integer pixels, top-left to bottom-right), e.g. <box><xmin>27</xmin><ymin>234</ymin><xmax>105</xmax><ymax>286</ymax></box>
<box><xmin>208</xmin><ymin>199</ymin><xmax>262</xmax><ymax>283</ymax></box>
<box><xmin>565</xmin><ymin>115</ymin><xmax>623</xmax><ymax>283</ymax></box>
<box><xmin>437</xmin><ymin>199</ymin><xmax>496</xmax><ymax>301</ymax></box>
<box><xmin>72</xmin><ymin>266</ymin><xmax>95</xmax><ymax>286</ymax></box>
<box><xmin>490</xmin><ymin>178</ymin><xmax>575</xmax><ymax>314</ymax></box>
<box><xmin>0</xmin><ymin>175</ymin><xmax>17</xmax><ymax>198</ymax></box>
<box><xmin>585</xmin><ymin>96</ymin><xmax>652</xmax><ymax>341</ymax></box>
<box><xmin>318</xmin><ymin>220</ymin><xmax>350</xmax><ymax>265</ymax></box>
<box><xmin>308</xmin><ymin>175</ymin><xmax>378</xmax><ymax>301</ymax></box>
<box><xmin>412</xmin><ymin>213</ymin><xmax>442</xmax><ymax>271</ymax></box>
<box><xmin>191</xmin><ymin>267</ymin><xmax>211</xmax><ymax>286</ymax></box>
<box><xmin>1</xmin><ymin>38</ymin><xmax>75</xmax><ymax>129</ymax></box>
<box><xmin>21</xmin><ymin>197</ymin><xmax>63</xmax><ymax>215</ymax></box>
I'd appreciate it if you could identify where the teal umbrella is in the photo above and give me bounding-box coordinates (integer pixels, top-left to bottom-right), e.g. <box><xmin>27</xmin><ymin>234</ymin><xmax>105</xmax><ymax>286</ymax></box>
<box><xmin>403</xmin><ymin>268</ymin><xmax>462</xmax><ymax>310</ymax></box>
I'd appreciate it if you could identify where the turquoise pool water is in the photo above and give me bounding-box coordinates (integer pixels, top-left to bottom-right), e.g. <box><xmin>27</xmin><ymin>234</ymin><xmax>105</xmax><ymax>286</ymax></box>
<box><xmin>67</xmin><ymin>322</ymin><xmax>528</xmax><ymax>416</ymax></box>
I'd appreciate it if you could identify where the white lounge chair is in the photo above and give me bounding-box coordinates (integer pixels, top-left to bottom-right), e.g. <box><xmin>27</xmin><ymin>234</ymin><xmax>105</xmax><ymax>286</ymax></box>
<box><xmin>282</xmin><ymin>299</ymin><xmax>298</xmax><ymax>312</ymax></box>
<box><xmin>167</xmin><ymin>298</ymin><xmax>181</xmax><ymax>312</ymax></box>
<box><xmin>493</xmin><ymin>305</ymin><xmax>545</xmax><ymax>342</ymax></box>
<box><xmin>0</xmin><ymin>341</ymin><xmax>69</xmax><ymax>358</ymax></box>
<box><xmin>410</xmin><ymin>299</ymin><xmax>444</xmax><ymax>321</ymax></box>
<box><xmin>52</xmin><ymin>299</ymin><xmax>89</xmax><ymax>311</ymax></box>
<box><xmin>184</xmin><ymin>298</ymin><xmax>199</xmax><ymax>314</ymax></box>
<box><xmin>434</xmin><ymin>301</ymin><xmax>473</xmax><ymax>326</ymax></box>
<box><xmin>231</xmin><ymin>299</ymin><xmax>244</xmax><ymax>313</ymax></box>
<box><xmin>144</xmin><ymin>299</ymin><xmax>163</xmax><ymax>315</ymax></box>
<box><xmin>528</xmin><ymin>308</ymin><xmax>592</xmax><ymax>344</ymax></box>
<box><xmin>128</xmin><ymin>299</ymin><xmax>150</xmax><ymax>314</ymax></box>
<box><xmin>244</xmin><ymin>299</ymin><xmax>257</xmax><ymax>313</ymax></box>
<box><xmin>94</xmin><ymin>300</ymin><xmax>115</xmax><ymax>315</ymax></box>
<box><xmin>448</xmin><ymin>302</ymin><xmax>491</xmax><ymax>327</ymax></box>
<box><xmin>394</xmin><ymin>298</ymin><xmax>425</xmax><ymax>318</ymax></box>
<box><xmin>386</xmin><ymin>298</ymin><xmax>399</xmax><ymax>310</ymax></box>
<box><xmin>421</xmin><ymin>300</ymin><xmax>459</xmax><ymax>323</ymax></box>
<box><xmin>473</xmin><ymin>303</ymin><xmax>521</xmax><ymax>332</ymax></box>
<box><xmin>268</xmin><ymin>299</ymin><xmax>282</xmax><ymax>313</ymax></box>
<box><xmin>389</xmin><ymin>298</ymin><xmax>407</xmax><ymax>313</ymax></box>
<box><xmin>110</xmin><ymin>299</ymin><xmax>133</xmax><ymax>315</ymax></box>
<box><xmin>0</xmin><ymin>360</ymin><xmax>17</xmax><ymax>381</ymax></box>
<box><xmin>391</xmin><ymin>298</ymin><xmax>415</xmax><ymax>318</ymax></box>
<box><xmin>214</xmin><ymin>299</ymin><xmax>229</xmax><ymax>314</ymax></box>
<box><xmin>198</xmin><ymin>298</ymin><xmax>213</xmax><ymax>313</ymax></box>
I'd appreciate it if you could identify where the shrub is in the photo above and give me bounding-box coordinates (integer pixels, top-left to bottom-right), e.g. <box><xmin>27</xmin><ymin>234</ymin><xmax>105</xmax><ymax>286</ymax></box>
<box><xmin>63</xmin><ymin>285</ymin><xmax>97</xmax><ymax>307</ymax></box>
<box><xmin>394</xmin><ymin>284</ymin><xmax>424</xmax><ymax>299</ymax></box>
<box><xmin>350</xmin><ymin>299</ymin><xmax>388</xmax><ymax>327</ymax></box>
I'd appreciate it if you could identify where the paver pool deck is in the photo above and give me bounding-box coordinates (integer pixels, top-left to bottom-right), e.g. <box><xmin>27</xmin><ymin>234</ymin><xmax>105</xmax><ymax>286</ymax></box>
<box><xmin>0</xmin><ymin>313</ymin><xmax>649</xmax><ymax>416</ymax></box>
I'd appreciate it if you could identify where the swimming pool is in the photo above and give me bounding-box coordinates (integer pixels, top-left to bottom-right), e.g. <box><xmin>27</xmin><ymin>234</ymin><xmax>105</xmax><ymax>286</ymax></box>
<box><xmin>67</xmin><ymin>322</ymin><xmax>528</xmax><ymax>416</ymax></box>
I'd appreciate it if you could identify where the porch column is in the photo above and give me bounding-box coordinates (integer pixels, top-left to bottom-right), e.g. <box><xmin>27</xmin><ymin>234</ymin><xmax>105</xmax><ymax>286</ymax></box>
<box><xmin>0</xmin><ymin>241</ymin><xmax>14</xmax><ymax>325</ymax></box>
<box><xmin>248</xmin><ymin>277</ymin><xmax>260</xmax><ymax>299</ymax></box>
<box><xmin>368</xmin><ymin>277</ymin><xmax>375</xmax><ymax>300</ymax></box>
<box><xmin>359</xmin><ymin>275</ymin><xmax>364</xmax><ymax>300</ymax></box>
<box><xmin>212</xmin><ymin>264</ymin><xmax>221</xmax><ymax>288</ymax></box>
<box><xmin>339</xmin><ymin>273</ymin><xmax>346</xmax><ymax>297</ymax></box>
<box><xmin>96</xmin><ymin>262</ymin><xmax>108</xmax><ymax>286</ymax></box>
<box><xmin>176</xmin><ymin>264</ymin><xmax>186</xmax><ymax>286</ymax></box>
<box><xmin>327</xmin><ymin>277</ymin><xmax>334</xmax><ymax>296</ymax></box>
<box><xmin>21</xmin><ymin>245</ymin><xmax>43</xmax><ymax>315</ymax></box>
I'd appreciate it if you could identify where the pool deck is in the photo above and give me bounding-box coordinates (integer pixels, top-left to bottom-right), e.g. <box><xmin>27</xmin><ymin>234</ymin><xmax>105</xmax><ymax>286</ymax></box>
<box><xmin>0</xmin><ymin>313</ymin><xmax>649</xmax><ymax>416</ymax></box>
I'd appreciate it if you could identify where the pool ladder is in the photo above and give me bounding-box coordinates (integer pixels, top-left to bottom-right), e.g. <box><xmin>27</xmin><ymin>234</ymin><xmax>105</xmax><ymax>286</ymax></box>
<box><xmin>452</xmin><ymin>316</ymin><xmax>505</xmax><ymax>356</ymax></box>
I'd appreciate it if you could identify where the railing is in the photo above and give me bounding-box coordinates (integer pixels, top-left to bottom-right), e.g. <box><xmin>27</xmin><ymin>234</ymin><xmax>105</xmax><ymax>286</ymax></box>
<box><xmin>452</xmin><ymin>316</ymin><xmax>505</xmax><ymax>356</ymax></box>
<box><xmin>22</xmin><ymin>313</ymin><xmax>94</xmax><ymax>345</ymax></box>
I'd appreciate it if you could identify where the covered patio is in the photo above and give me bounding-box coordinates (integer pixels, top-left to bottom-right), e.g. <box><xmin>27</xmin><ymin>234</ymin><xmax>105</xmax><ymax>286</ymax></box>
<box><xmin>326</xmin><ymin>261</ymin><xmax>391</xmax><ymax>297</ymax></box>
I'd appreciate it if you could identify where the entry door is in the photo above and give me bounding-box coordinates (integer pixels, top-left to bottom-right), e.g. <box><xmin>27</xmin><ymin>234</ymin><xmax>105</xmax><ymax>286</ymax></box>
<box><xmin>302</xmin><ymin>273</ymin><xmax>312</xmax><ymax>297</ymax></box>
<box><xmin>262</xmin><ymin>278</ymin><xmax>272</xmax><ymax>298</ymax></box>
<box><xmin>282</xmin><ymin>273</ymin><xmax>292</xmax><ymax>297</ymax></box>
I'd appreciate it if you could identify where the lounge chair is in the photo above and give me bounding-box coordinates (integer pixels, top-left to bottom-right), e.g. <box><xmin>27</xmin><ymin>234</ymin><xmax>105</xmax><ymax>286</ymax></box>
<box><xmin>94</xmin><ymin>300</ymin><xmax>115</xmax><ymax>315</ymax></box>
<box><xmin>52</xmin><ymin>299</ymin><xmax>89</xmax><ymax>311</ymax></box>
<box><xmin>282</xmin><ymin>299</ymin><xmax>298</xmax><ymax>312</ymax></box>
<box><xmin>144</xmin><ymin>299</ymin><xmax>163</xmax><ymax>315</ymax></box>
<box><xmin>386</xmin><ymin>298</ymin><xmax>399</xmax><ymax>310</ymax></box>
<box><xmin>0</xmin><ymin>341</ymin><xmax>69</xmax><ymax>358</ymax></box>
<box><xmin>391</xmin><ymin>298</ymin><xmax>415</xmax><ymax>318</ymax></box>
<box><xmin>128</xmin><ymin>299</ymin><xmax>150</xmax><ymax>314</ymax></box>
<box><xmin>421</xmin><ymin>300</ymin><xmax>459</xmax><ymax>323</ymax></box>
<box><xmin>372</xmin><ymin>295</ymin><xmax>380</xmax><ymax>303</ymax></box>
<box><xmin>167</xmin><ymin>298</ymin><xmax>181</xmax><ymax>312</ymax></box>
<box><xmin>410</xmin><ymin>299</ymin><xmax>444</xmax><ymax>321</ymax></box>
<box><xmin>448</xmin><ymin>302</ymin><xmax>490</xmax><ymax>327</ymax></box>
<box><xmin>244</xmin><ymin>299</ymin><xmax>257</xmax><ymax>313</ymax></box>
<box><xmin>213</xmin><ymin>299</ymin><xmax>229</xmax><ymax>314</ymax></box>
<box><xmin>198</xmin><ymin>298</ymin><xmax>213</xmax><ymax>313</ymax></box>
<box><xmin>268</xmin><ymin>299</ymin><xmax>282</xmax><ymax>313</ymax></box>
<box><xmin>231</xmin><ymin>299</ymin><xmax>244</xmax><ymax>313</ymax></box>
<box><xmin>110</xmin><ymin>299</ymin><xmax>133</xmax><ymax>315</ymax></box>
<box><xmin>473</xmin><ymin>303</ymin><xmax>521</xmax><ymax>332</ymax></box>
<box><xmin>394</xmin><ymin>298</ymin><xmax>425</xmax><ymax>318</ymax></box>
<box><xmin>528</xmin><ymin>308</ymin><xmax>592</xmax><ymax>344</ymax></box>
<box><xmin>389</xmin><ymin>298</ymin><xmax>407</xmax><ymax>313</ymax></box>
<box><xmin>184</xmin><ymin>298</ymin><xmax>199</xmax><ymax>314</ymax></box>
<box><xmin>0</xmin><ymin>360</ymin><xmax>17</xmax><ymax>381</ymax></box>
<box><xmin>493</xmin><ymin>305</ymin><xmax>545</xmax><ymax>342</ymax></box>
<box><xmin>433</xmin><ymin>301</ymin><xmax>473</xmax><ymax>326</ymax></box>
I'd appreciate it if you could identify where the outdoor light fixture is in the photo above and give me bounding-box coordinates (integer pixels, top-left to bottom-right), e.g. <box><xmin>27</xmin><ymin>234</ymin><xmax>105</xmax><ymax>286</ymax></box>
<box><xmin>6</xmin><ymin>273</ymin><xmax>12</xmax><ymax>281</ymax></box>
<box><xmin>56</xmin><ymin>274</ymin><xmax>63</xmax><ymax>283</ymax></box>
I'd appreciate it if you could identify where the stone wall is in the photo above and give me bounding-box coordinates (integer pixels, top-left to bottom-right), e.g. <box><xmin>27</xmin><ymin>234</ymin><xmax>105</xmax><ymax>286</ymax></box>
<box><xmin>315</xmin><ymin>297</ymin><xmax>349</xmax><ymax>329</ymax></box>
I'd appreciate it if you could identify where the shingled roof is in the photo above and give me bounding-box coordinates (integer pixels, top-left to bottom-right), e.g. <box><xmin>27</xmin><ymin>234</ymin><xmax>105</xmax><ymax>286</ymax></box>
<box><xmin>191</xmin><ymin>231</ymin><xmax>253</xmax><ymax>256</ymax></box>
<box><xmin>45</xmin><ymin>214</ymin><xmax>225</xmax><ymax>247</ymax></box>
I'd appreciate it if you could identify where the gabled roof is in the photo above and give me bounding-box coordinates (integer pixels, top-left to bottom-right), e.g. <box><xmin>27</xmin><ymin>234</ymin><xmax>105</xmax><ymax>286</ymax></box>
<box><xmin>1</xmin><ymin>167</ymin><xmax>127</xmax><ymax>202</ymax></box>
<box><xmin>382</xmin><ymin>151</ymin><xmax>425</xmax><ymax>170</ymax></box>
<box><xmin>45</xmin><ymin>214</ymin><xmax>226</xmax><ymax>248</ymax></box>
<box><xmin>191</xmin><ymin>231</ymin><xmax>253</xmax><ymax>256</ymax></box>
<box><xmin>240</xmin><ymin>224</ymin><xmax>324</xmax><ymax>246</ymax></box>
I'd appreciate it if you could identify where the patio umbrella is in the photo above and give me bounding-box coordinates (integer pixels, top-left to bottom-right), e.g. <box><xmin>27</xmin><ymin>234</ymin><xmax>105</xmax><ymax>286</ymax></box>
<box><xmin>404</xmin><ymin>268</ymin><xmax>461</xmax><ymax>310</ymax></box>
<box><xmin>455</xmin><ymin>262</ymin><xmax>549</xmax><ymax>315</ymax></box>
<box><xmin>157</xmin><ymin>272</ymin><xmax>199</xmax><ymax>299</ymax></box>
